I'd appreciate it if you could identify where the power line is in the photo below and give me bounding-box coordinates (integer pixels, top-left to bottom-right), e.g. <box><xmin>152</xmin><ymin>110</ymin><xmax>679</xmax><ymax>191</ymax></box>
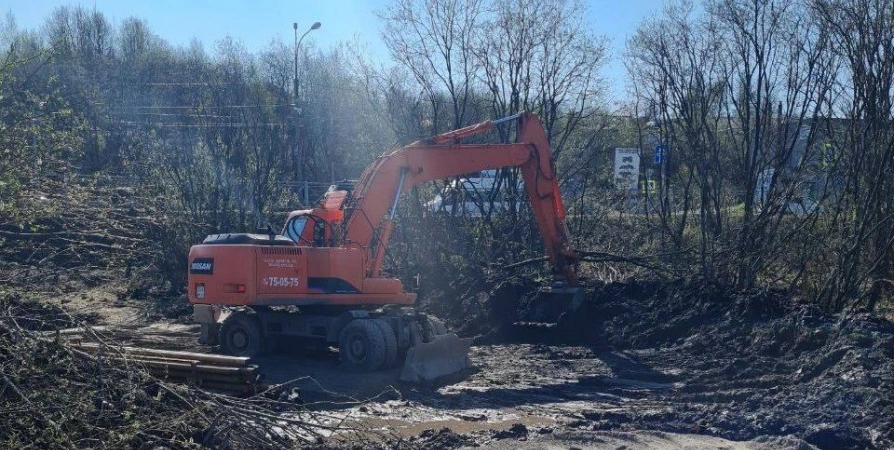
<box><xmin>142</xmin><ymin>82</ymin><xmax>229</xmax><ymax>86</ymax></box>
<box><xmin>114</xmin><ymin>112</ymin><xmax>281</xmax><ymax>119</ymax></box>
<box><xmin>104</xmin><ymin>104</ymin><xmax>293</xmax><ymax>110</ymax></box>
<box><xmin>116</xmin><ymin>121</ymin><xmax>286</xmax><ymax>128</ymax></box>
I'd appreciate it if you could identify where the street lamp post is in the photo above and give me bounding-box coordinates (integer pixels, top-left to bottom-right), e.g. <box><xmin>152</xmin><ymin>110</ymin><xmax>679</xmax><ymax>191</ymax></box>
<box><xmin>293</xmin><ymin>21</ymin><xmax>321</xmax><ymax>103</ymax></box>
<box><xmin>292</xmin><ymin>21</ymin><xmax>321</xmax><ymax>204</ymax></box>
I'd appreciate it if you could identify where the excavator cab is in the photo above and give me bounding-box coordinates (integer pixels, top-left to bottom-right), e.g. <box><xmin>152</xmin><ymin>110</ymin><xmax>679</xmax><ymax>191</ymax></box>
<box><xmin>282</xmin><ymin>189</ymin><xmax>347</xmax><ymax>247</ymax></box>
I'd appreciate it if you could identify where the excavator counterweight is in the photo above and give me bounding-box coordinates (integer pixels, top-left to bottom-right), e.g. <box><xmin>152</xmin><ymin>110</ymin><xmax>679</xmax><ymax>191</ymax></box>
<box><xmin>187</xmin><ymin>113</ymin><xmax>579</xmax><ymax>382</ymax></box>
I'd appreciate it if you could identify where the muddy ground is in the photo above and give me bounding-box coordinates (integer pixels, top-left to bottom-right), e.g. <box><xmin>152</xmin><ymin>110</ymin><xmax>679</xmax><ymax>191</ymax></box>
<box><xmin>79</xmin><ymin>278</ymin><xmax>892</xmax><ymax>450</ymax></box>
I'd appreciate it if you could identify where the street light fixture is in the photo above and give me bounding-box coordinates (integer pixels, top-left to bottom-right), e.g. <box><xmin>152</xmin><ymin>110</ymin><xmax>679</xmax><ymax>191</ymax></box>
<box><xmin>293</xmin><ymin>21</ymin><xmax>322</xmax><ymax>102</ymax></box>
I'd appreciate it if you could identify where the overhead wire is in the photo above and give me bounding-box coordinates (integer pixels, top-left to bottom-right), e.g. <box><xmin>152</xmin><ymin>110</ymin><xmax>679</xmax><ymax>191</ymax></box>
<box><xmin>102</xmin><ymin>104</ymin><xmax>294</xmax><ymax>110</ymax></box>
<box><xmin>115</xmin><ymin>121</ymin><xmax>286</xmax><ymax>128</ymax></box>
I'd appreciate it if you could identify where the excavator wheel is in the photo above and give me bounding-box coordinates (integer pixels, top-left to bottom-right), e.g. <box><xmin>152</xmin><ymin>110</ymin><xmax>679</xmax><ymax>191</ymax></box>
<box><xmin>219</xmin><ymin>311</ymin><xmax>266</xmax><ymax>357</ymax></box>
<box><xmin>339</xmin><ymin>319</ymin><xmax>387</xmax><ymax>371</ymax></box>
<box><xmin>373</xmin><ymin>319</ymin><xmax>398</xmax><ymax>368</ymax></box>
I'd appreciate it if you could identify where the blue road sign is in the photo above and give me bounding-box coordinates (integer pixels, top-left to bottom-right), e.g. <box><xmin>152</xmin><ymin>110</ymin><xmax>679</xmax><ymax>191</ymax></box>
<box><xmin>654</xmin><ymin>145</ymin><xmax>667</xmax><ymax>164</ymax></box>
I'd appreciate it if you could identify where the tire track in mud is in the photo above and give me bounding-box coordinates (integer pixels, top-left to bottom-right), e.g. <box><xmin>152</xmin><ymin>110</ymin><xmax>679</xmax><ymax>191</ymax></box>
<box><xmin>304</xmin><ymin>343</ymin><xmax>825</xmax><ymax>449</ymax></box>
<box><xmin>418</xmin><ymin>278</ymin><xmax>894</xmax><ymax>449</ymax></box>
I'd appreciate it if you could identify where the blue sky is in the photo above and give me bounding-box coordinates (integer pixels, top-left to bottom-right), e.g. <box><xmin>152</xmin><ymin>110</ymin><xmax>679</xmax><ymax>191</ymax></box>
<box><xmin>3</xmin><ymin>0</ymin><xmax>666</xmax><ymax>104</ymax></box>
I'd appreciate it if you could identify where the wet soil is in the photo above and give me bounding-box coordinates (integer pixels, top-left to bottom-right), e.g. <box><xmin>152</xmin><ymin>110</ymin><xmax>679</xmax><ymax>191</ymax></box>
<box><xmin>47</xmin><ymin>279</ymin><xmax>894</xmax><ymax>449</ymax></box>
<box><xmin>256</xmin><ymin>343</ymin><xmax>829</xmax><ymax>449</ymax></box>
<box><xmin>351</xmin><ymin>278</ymin><xmax>891</xmax><ymax>449</ymax></box>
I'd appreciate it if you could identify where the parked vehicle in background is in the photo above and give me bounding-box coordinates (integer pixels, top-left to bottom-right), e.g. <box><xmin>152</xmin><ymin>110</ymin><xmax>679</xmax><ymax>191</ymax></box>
<box><xmin>424</xmin><ymin>169</ymin><xmax>524</xmax><ymax>217</ymax></box>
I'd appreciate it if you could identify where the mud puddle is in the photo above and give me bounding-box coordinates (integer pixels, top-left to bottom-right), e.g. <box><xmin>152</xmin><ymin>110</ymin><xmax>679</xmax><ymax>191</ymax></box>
<box><xmin>259</xmin><ymin>343</ymin><xmax>822</xmax><ymax>449</ymax></box>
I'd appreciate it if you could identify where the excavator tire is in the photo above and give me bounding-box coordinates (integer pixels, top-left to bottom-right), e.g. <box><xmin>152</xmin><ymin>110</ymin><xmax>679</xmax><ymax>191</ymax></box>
<box><xmin>339</xmin><ymin>319</ymin><xmax>387</xmax><ymax>371</ymax></box>
<box><xmin>372</xmin><ymin>319</ymin><xmax>398</xmax><ymax>368</ymax></box>
<box><xmin>219</xmin><ymin>311</ymin><xmax>266</xmax><ymax>357</ymax></box>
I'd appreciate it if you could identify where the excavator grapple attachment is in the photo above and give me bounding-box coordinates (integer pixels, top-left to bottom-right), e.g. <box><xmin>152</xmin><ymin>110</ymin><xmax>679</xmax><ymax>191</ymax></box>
<box><xmin>519</xmin><ymin>284</ymin><xmax>584</xmax><ymax>325</ymax></box>
<box><xmin>399</xmin><ymin>333</ymin><xmax>472</xmax><ymax>383</ymax></box>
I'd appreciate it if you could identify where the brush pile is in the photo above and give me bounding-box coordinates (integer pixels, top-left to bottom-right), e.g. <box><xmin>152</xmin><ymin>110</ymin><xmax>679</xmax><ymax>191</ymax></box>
<box><xmin>0</xmin><ymin>293</ymin><xmax>359</xmax><ymax>449</ymax></box>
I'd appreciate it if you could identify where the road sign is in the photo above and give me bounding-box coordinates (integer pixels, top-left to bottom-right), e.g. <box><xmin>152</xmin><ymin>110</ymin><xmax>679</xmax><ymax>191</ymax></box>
<box><xmin>614</xmin><ymin>148</ymin><xmax>640</xmax><ymax>191</ymax></box>
<box><xmin>654</xmin><ymin>145</ymin><xmax>667</xmax><ymax>164</ymax></box>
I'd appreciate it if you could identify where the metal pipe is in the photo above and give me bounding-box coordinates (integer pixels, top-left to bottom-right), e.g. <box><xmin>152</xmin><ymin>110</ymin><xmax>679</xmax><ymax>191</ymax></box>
<box><xmin>388</xmin><ymin>168</ymin><xmax>408</xmax><ymax>219</ymax></box>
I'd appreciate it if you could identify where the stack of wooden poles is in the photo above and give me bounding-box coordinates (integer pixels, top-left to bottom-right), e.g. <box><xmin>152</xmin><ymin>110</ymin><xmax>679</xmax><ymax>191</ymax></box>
<box><xmin>71</xmin><ymin>341</ymin><xmax>260</xmax><ymax>394</ymax></box>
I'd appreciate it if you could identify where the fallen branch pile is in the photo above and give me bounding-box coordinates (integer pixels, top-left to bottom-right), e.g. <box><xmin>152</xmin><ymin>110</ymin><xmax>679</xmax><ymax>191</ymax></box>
<box><xmin>0</xmin><ymin>294</ymin><xmax>373</xmax><ymax>449</ymax></box>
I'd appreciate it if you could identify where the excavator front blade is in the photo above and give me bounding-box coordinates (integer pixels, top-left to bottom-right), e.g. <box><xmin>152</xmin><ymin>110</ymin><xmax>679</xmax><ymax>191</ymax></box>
<box><xmin>399</xmin><ymin>333</ymin><xmax>472</xmax><ymax>383</ymax></box>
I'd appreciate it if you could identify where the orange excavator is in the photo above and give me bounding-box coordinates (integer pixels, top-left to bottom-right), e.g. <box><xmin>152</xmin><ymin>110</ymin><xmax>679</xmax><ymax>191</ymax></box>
<box><xmin>187</xmin><ymin>113</ymin><xmax>580</xmax><ymax>382</ymax></box>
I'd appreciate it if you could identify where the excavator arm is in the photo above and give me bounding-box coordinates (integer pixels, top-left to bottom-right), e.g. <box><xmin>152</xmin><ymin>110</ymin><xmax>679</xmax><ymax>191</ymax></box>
<box><xmin>342</xmin><ymin>113</ymin><xmax>578</xmax><ymax>283</ymax></box>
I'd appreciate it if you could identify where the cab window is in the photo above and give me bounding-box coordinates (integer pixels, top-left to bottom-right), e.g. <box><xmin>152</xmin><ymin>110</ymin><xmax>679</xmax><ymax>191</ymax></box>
<box><xmin>285</xmin><ymin>216</ymin><xmax>307</xmax><ymax>243</ymax></box>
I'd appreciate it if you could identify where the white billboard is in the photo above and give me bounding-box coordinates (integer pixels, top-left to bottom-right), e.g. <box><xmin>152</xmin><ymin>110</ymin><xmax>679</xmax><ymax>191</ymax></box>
<box><xmin>614</xmin><ymin>148</ymin><xmax>640</xmax><ymax>191</ymax></box>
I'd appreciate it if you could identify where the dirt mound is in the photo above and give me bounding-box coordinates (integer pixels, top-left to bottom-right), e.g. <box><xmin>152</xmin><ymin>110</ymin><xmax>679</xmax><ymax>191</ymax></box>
<box><xmin>569</xmin><ymin>280</ymin><xmax>892</xmax><ymax>448</ymax></box>
<box><xmin>433</xmin><ymin>278</ymin><xmax>893</xmax><ymax>449</ymax></box>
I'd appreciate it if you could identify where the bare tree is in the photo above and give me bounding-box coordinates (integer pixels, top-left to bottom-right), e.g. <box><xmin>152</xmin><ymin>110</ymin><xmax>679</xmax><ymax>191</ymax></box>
<box><xmin>711</xmin><ymin>0</ymin><xmax>836</xmax><ymax>288</ymax></box>
<box><xmin>478</xmin><ymin>0</ymin><xmax>605</xmax><ymax>149</ymax></box>
<box><xmin>380</xmin><ymin>0</ymin><xmax>484</xmax><ymax>131</ymax></box>
<box><xmin>627</xmin><ymin>1</ymin><xmax>726</xmax><ymax>276</ymax></box>
<box><xmin>811</xmin><ymin>0</ymin><xmax>894</xmax><ymax>311</ymax></box>
<box><xmin>627</xmin><ymin>0</ymin><xmax>837</xmax><ymax>287</ymax></box>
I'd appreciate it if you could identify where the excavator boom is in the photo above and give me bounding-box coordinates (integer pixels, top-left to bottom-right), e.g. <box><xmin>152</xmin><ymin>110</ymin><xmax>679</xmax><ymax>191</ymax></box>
<box><xmin>344</xmin><ymin>112</ymin><xmax>578</xmax><ymax>283</ymax></box>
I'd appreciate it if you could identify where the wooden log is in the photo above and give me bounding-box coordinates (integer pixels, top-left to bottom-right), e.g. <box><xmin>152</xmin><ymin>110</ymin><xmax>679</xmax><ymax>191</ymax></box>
<box><xmin>66</xmin><ymin>342</ymin><xmax>260</xmax><ymax>393</ymax></box>
<box><xmin>104</xmin><ymin>357</ymin><xmax>255</xmax><ymax>375</ymax></box>
<box><xmin>73</xmin><ymin>342</ymin><xmax>251</xmax><ymax>367</ymax></box>
<box><xmin>40</xmin><ymin>326</ymin><xmax>110</xmax><ymax>336</ymax></box>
